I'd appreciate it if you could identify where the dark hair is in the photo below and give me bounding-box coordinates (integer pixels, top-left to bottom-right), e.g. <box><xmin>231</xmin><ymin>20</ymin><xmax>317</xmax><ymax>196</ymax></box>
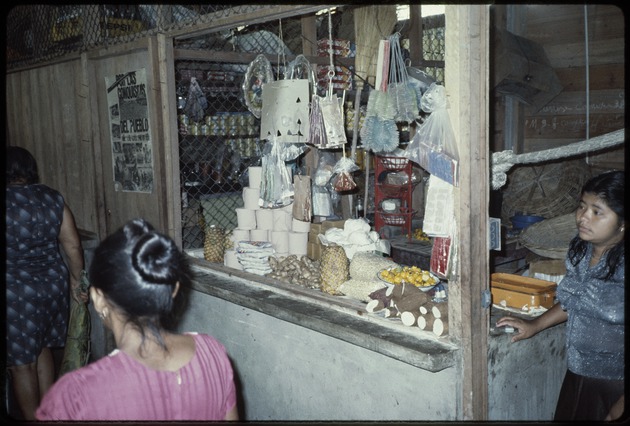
<box><xmin>89</xmin><ymin>218</ymin><xmax>193</xmax><ymax>350</ymax></box>
<box><xmin>567</xmin><ymin>170</ymin><xmax>625</xmax><ymax>280</ymax></box>
<box><xmin>6</xmin><ymin>146</ymin><xmax>39</xmax><ymax>184</ymax></box>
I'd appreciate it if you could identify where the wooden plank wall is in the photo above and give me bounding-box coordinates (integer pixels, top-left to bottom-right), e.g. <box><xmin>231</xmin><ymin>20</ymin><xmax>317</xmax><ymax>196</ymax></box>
<box><xmin>493</xmin><ymin>4</ymin><xmax>625</xmax><ymax>173</ymax></box>
<box><xmin>6</xmin><ymin>60</ymin><xmax>100</xmax><ymax>234</ymax></box>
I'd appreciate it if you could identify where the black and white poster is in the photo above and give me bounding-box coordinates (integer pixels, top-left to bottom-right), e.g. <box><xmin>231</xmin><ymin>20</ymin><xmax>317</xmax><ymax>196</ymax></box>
<box><xmin>105</xmin><ymin>68</ymin><xmax>154</xmax><ymax>193</ymax></box>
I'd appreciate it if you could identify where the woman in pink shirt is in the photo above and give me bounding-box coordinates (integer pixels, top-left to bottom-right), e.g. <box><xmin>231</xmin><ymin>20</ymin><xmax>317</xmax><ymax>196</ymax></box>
<box><xmin>36</xmin><ymin>218</ymin><xmax>239</xmax><ymax>421</ymax></box>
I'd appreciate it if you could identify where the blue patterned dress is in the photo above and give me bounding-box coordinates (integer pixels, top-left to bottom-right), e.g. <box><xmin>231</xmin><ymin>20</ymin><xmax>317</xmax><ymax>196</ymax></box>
<box><xmin>6</xmin><ymin>184</ymin><xmax>69</xmax><ymax>366</ymax></box>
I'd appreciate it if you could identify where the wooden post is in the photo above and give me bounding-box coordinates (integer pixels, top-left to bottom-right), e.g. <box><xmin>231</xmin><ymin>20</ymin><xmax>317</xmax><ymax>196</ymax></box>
<box><xmin>445</xmin><ymin>4</ymin><xmax>490</xmax><ymax>421</ymax></box>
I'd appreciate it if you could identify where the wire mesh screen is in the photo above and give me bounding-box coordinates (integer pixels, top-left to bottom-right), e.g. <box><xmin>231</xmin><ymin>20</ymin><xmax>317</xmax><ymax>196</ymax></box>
<box><xmin>6</xmin><ymin>5</ymin><xmax>445</xmax><ymax>250</ymax></box>
<box><xmin>7</xmin><ymin>4</ymin><xmax>281</xmax><ymax>70</ymax></box>
<box><xmin>175</xmin><ymin>8</ymin><xmax>444</xmax><ymax>249</ymax></box>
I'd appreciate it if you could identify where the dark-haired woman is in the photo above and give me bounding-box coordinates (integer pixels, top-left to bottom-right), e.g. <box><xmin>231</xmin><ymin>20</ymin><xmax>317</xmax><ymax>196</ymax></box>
<box><xmin>6</xmin><ymin>146</ymin><xmax>86</xmax><ymax>420</ymax></box>
<box><xmin>497</xmin><ymin>170</ymin><xmax>625</xmax><ymax>421</ymax></box>
<box><xmin>36</xmin><ymin>218</ymin><xmax>239</xmax><ymax>421</ymax></box>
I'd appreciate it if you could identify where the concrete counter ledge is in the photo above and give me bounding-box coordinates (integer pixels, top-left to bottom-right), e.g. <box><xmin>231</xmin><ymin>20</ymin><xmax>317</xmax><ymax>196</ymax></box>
<box><xmin>186</xmin><ymin>256</ymin><xmax>458</xmax><ymax>373</ymax></box>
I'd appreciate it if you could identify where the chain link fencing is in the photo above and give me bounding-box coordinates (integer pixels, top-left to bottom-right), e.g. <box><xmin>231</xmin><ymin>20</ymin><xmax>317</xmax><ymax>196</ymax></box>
<box><xmin>6</xmin><ymin>5</ymin><xmax>445</xmax><ymax>250</ymax></box>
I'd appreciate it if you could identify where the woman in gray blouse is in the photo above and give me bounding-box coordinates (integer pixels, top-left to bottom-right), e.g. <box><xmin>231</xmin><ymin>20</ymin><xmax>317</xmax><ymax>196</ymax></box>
<box><xmin>497</xmin><ymin>170</ymin><xmax>625</xmax><ymax>421</ymax></box>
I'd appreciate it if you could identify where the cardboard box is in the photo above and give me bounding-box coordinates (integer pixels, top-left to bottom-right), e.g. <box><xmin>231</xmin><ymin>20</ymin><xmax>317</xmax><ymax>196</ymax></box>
<box><xmin>307</xmin><ymin>241</ymin><xmax>321</xmax><ymax>261</ymax></box>
<box><xmin>321</xmin><ymin>219</ymin><xmax>346</xmax><ymax>232</ymax></box>
<box><xmin>529</xmin><ymin>259</ymin><xmax>566</xmax><ymax>276</ymax></box>
<box><xmin>491</xmin><ymin>273</ymin><xmax>557</xmax><ymax>309</ymax></box>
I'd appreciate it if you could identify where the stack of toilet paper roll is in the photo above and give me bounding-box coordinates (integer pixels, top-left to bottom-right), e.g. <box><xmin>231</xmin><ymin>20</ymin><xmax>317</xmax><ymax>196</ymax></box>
<box><xmin>226</xmin><ymin>165</ymin><xmax>311</xmax><ymax>269</ymax></box>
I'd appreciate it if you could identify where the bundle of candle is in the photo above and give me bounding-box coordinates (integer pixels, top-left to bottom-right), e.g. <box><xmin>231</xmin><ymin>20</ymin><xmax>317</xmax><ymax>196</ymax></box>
<box><xmin>236</xmin><ymin>241</ymin><xmax>275</xmax><ymax>275</ymax></box>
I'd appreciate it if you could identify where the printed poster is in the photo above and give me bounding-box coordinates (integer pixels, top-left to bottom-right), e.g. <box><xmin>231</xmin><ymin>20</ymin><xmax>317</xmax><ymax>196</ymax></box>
<box><xmin>105</xmin><ymin>68</ymin><xmax>154</xmax><ymax>193</ymax></box>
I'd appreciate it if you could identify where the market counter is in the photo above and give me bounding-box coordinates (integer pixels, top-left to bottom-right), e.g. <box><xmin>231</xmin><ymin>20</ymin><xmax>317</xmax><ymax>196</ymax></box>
<box><xmin>175</xmin><ymin>256</ymin><xmax>460</xmax><ymax>420</ymax></box>
<box><xmin>186</xmin><ymin>256</ymin><xmax>458</xmax><ymax>372</ymax></box>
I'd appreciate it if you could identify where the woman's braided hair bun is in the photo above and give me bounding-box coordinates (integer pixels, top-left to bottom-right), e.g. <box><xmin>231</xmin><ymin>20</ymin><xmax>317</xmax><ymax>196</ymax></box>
<box><xmin>124</xmin><ymin>219</ymin><xmax>179</xmax><ymax>286</ymax></box>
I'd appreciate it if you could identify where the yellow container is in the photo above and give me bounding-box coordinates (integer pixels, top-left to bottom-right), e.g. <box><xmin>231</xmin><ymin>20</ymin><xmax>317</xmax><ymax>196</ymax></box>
<box><xmin>491</xmin><ymin>273</ymin><xmax>557</xmax><ymax>309</ymax></box>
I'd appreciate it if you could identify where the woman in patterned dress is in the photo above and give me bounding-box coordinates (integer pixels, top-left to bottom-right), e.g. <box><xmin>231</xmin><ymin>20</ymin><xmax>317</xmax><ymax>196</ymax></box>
<box><xmin>5</xmin><ymin>146</ymin><xmax>87</xmax><ymax>420</ymax></box>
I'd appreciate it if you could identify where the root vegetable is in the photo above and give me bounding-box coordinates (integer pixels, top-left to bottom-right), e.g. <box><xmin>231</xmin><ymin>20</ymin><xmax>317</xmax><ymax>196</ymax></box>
<box><xmin>386</xmin><ymin>281</ymin><xmax>419</xmax><ymax>299</ymax></box>
<box><xmin>384</xmin><ymin>307</ymin><xmax>399</xmax><ymax>318</ymax></box>
<box><xmin>400</xmin><ymin>311</ymin><xmax>420</xmax><ymax>326</ymax></box>
<box><xmin>431</xmin><ymin>304</ymin><xmax>448</xmax><ymax>320</ymax></box>
<box><xmin>369</xmin><ymin>287</ymin><xmax>391</xmax><ymax>307</ymax></box>
<box><xmin>433</xmin><ymin>318</ymin><xmax>448</xmax><ymax>336</ymax></box>
<box><xmin>417</xmin><ymin>315</ymin><xmax>435</xmax><ymax>330</ymax></box>
<box><xmin>366</xmin><ymin>299</ymin><xmax>385</xmax><ymax>313</ymax></box>
<box><xmin>394</xmin><ymin>291</ymin><xmax>430</xmax><ymax>313</ymax></box>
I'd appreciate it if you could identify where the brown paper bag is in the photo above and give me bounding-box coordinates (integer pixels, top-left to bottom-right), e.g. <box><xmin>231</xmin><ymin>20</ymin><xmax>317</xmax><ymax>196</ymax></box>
<box><xmin>292</xmin><ymin>175</ymin><xmax>312</xmax><ymax>222</ymax></box>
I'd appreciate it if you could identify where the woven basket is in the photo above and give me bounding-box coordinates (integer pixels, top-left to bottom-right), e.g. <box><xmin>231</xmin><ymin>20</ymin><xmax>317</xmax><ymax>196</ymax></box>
<box><xmin>501</xmin><ymin>159</ymin><xmax>590</xmax><ymax>223</ymax></box>
<box><xmin>518</xmin><ymin>213</ymin><xmax>577</xmax><ymax>259</ymax></box>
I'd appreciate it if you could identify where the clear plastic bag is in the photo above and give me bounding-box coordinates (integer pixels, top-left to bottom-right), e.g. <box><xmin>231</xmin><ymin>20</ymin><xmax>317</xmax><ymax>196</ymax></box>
<box><xmin>404</xmin><ymin>83</ymin><xmax>460</xmax><ymax>186</ymax></box>
<box><xmin>184</xmin><ymin>77</ymin><xmax>207</xmax><ymax>123</ymax></box>
<box><xmin>332</xmin><ymin>156</ymin><xmax>359</xmax><ymax>192</ymax></box>
<box><xmin>387</xmin><ymin>33</ymin><xmax>419</xmax><ymax>123</ymax></box>
<box><xmin>259</xmin><ymin>139</ymin><xmax>307</xmax><ymax>208</ymax></box>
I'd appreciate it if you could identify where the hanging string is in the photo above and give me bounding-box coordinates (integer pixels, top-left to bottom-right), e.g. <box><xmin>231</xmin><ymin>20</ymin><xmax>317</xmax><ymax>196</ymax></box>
<box><xmin>327</xmin><ymin>9</ymin><xmax>335</xmax><ymax>97</ymax></box>
<box><xmin>277</xmin><ymin>18</ymin><xmax>286</xmax><ymax>79</ymax></box>
<box><xmin>584</xmin><ymin>5</ymin><xmax>591</xmax><ymax>164</ymax></box>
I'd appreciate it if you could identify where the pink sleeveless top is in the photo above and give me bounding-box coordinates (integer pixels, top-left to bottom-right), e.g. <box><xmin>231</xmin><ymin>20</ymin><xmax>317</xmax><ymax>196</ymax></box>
<box><xmin>36</xmin><ymin>333</ymin><xmax>237</xmax><ymax>421</ymax></box>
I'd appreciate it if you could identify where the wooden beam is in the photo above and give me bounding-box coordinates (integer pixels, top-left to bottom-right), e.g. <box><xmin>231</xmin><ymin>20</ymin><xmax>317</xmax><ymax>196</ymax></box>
<box><xmin>445</xmin><ymin>4</ymin><xmax>490</xmax><ymax>421</ymax></box>
<box><xmin>166</xmin><ymin>5</ymin><xmax>338</xmax><ymax>40</ymax></box>
<box><xmin>173</xmin><ymin>48</ymin><xmax>354</xmax><ymax>69</ymax></box>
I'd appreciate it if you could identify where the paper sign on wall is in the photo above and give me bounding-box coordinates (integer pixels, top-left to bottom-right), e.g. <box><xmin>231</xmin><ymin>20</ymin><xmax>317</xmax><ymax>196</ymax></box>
<box><xmin>105</xmin><ymin>68</ymin><xmax>154</xmax><ymax>193</ymax></box>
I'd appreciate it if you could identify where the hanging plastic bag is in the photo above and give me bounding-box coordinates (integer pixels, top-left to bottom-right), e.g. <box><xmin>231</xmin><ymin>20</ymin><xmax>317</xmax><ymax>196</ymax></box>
<box><xmin>242</xmin><ymin>54</ymin><xmax>274</xmax><ymax>119</ymax></box>
<box><xmin>332</xmin><ymin>156</ymin><xmax>359</xmax><ymax>192</ymax></box>
<box><xmin>184</xmin><ymin>77</ymin><xmax>207</xmax><ymax>123</ymax></box>
<box><xmin>259</xmin><ymin>138</ymin><xmax>307</xmax><ymax>208</ymax></box>
<box><xmin>387</xmin><ymin>33</ymin><xmax>419</xmax><ymax>123</ymax></box>
<box><xmin>308</xmin><ymin>94</ymin><xmax>327</xmax><ymax>147</ymax></box>
<box><xmin>319</xmin><ymin>92</ymin><xmax>347</xmax><ymax>148</ymax></box>
<box><xmin>285</xmin><ymin>54</ymin><xmax>316</xmax><ymax>87</ymax></box>
<box><xmin>292</xmin><ymin>174</ymin><xmax>312</xmax><ymax>222</ymax></box>
<box><xmin>260</xmin><ymin>79</ymin><xmax>310</xmax><ymax>143</ymax></box>
<box><xmin>311</xmin><ymin>152</ymin><xmax>335</xmax><ymax>216</ymax></box>
<box><xmin>360</xmin><ymin>89</ymin><xmax>399</xmax><ymax>153</ymax></box>
<box><xmin>404</xmin><ymin>83</ymin><xmax>460</xmax><ymax>186</ymax></box>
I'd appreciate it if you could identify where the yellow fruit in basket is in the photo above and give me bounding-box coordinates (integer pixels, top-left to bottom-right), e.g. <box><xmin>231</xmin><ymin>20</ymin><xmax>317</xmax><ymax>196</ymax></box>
<box><xmin>413</xmin><ymin>228</ymin><xmax>430</xmax><ymax>241</ymax></box>
<box><xmin>379</xmin><ymin>265</ymin><xmax>436</xmax><ymax>287</ymax></box>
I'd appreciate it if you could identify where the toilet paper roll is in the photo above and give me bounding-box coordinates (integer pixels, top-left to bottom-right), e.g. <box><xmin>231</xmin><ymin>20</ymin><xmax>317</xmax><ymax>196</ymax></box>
<box><xmin>273</xmin><ymin>209</ymin><xmax>292</xmax><ymax>231</ymax></box>
<box><xmin>243</xmin><ymin>187</ymin><xmax>261</xmax><ymax>210</ymax></box>
<box><xmin>270</xmin><ymin>231</ymin><xmax>289</xmax><ymax>254</ymax></box>
<box><xmin>229</xmin><ymin>228</ymin><xmax>250</xmax><ymax>246</ymax></box>
<box><xmin>248</xmin><ymin>166</ymin><xmax>262</xmax><ymax>189</ymax></box>
<box><xmin>236</xmin><ymin>208</ymin><xmax>256</xmax><ymax>230</ymax></box>
<box><xmin>250</xmin><ymin>229</ymin><xmax>270</xmax><ymax>242</ymax></box>
<box><xmin>255</xmin><ymin>209</ymin><xmax>274</xmax><ymax>230</ymax></box>
<box><xmin>288</xmin><ymin>231</ymin><xmax>308</xmax><ymax>255</ymax></box>
<box><xmin>224</xmin><ymin>250</ymin><xmax>243</xmax><ymax>270</ymax></box>
<box><xmin>292</xmin><ymin>218</ymin><xmax>311</xmax><ymax>233</ymax></box>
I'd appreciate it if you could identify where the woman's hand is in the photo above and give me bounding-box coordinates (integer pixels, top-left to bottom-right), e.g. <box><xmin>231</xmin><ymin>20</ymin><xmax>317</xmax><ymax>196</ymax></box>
<box><xmin>495</xmin><ymin>316</ymin><xmax>539</xmax><ymax>342</ymax></box>
<box><xmin>605</xmin><ymin>394</ymin><xmax>624</xmax><ymax>421</ymax></box>
<box><xmin>70</xmin><ymin>278</ymin><xmax>89</xmax><ymax>304</ymax></box>
<box><xmin>496</xmin><ymin>304</ymin><xmax>568</xmax><ymax>343</ymax></box>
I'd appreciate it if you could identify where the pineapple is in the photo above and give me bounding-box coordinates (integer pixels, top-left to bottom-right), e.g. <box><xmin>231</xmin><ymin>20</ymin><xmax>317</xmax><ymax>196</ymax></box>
<box><xmin>204</xmin><ymin>225</ymin><xmax>226</xmax><ymax>263</ymax></box>
<box><xmin>320</xmin><ymin>244</ymin><xmax>349</xmax><ymax>296</ymax></box>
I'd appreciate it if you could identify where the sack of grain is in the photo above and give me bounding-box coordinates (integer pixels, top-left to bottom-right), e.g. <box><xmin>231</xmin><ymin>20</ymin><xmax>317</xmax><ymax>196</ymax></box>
<box><xmin>338</xmin><ymin>278</ymin><xmax>387</xmax><ymax>302</ymax></box>
<box><xmin>349</xmin><ymin>251</ymin><xmax>398</xmax><ymax>281</ymax></box>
